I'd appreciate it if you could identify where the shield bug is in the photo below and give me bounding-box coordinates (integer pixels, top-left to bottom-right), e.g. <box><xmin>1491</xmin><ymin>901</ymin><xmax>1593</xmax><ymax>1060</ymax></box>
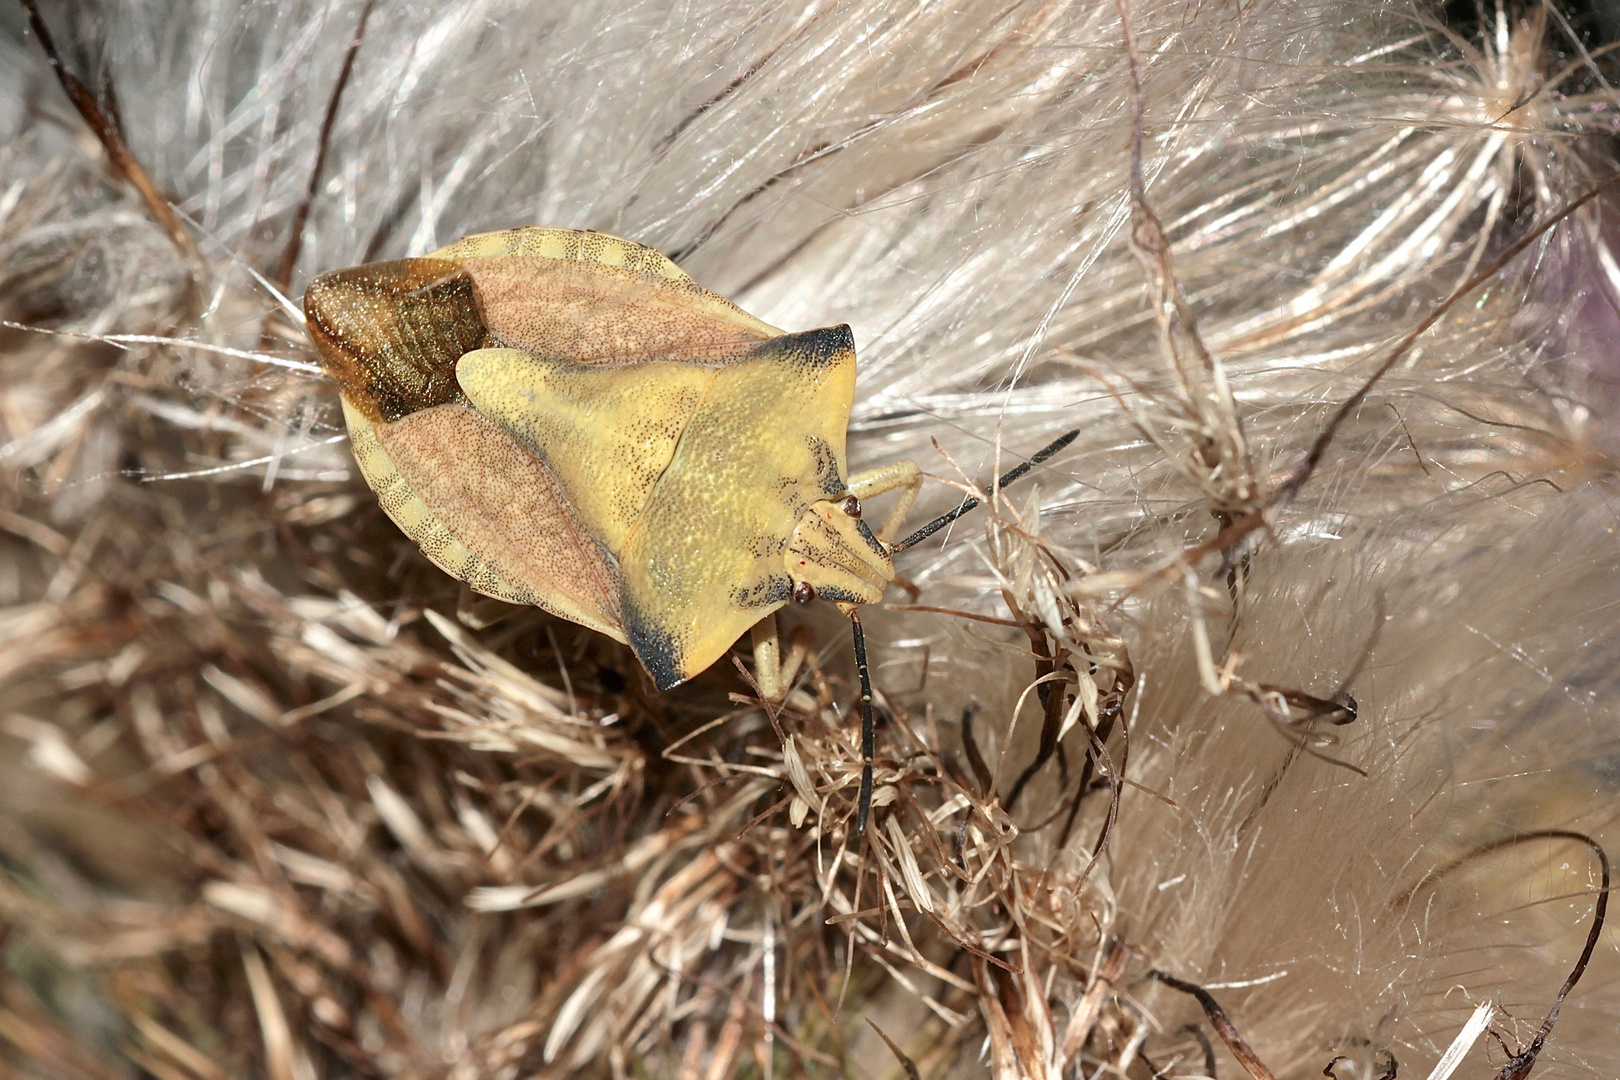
<box><xmin>304</xmin><ymin>226</ymin><xmax>1077</xmax><ymax>830</ymax></box>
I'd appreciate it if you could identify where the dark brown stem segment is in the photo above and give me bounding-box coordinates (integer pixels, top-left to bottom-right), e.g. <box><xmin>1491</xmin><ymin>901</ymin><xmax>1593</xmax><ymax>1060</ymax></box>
<box><xmin>865</xmin><ymin>1019</ymin><xmax>922</xmax><ymax>1080</ymax></box>
<box><xmin>1147</xmin><ymin>970</ymin><xmax>1278</xmax><ymax>1080</ymax></box>
<box><xmin>20</xmin><ymin>0</ymin><xmax>198</xmax><ymax>262</ymax></box>
<box><xmin>274</xmin><ymin>0</ymin><xmax>375</xmax><ymax>290</ymax></box>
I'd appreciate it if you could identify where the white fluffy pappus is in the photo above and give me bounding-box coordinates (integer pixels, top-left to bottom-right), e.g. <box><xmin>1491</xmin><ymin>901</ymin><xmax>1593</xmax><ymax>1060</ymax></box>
<box><xmin>1</xmin><ymin>1</ymin><xmax>1618</xmax><ymax>1078</ymax></box>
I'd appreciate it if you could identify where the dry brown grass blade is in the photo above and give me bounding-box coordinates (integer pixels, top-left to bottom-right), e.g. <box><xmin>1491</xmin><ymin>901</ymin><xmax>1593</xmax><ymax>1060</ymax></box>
<box><xmin>19</xmin><ymin>0</ymin><xmax>198</xmax><ymax>263</ymax></box>
<box><xmin>866</xmin><ymin>1018</ymin><xmax>922</xmax><ymax>1080</ymax></box>
<box><xmin>271</xmin><ymin>0</ymin><xmax>375</xmax><ymax>291</ymax></box>
<box><xmin>5</xmin><ymin>2</ymin><xmax>1620</xmax><ymax>1077</ymax></box>
<box><xmin>1059</xmin><ymin>939</ymin><xmax>1127</xmax><ymax>1067</ymax></box>
<box><xmin>241</xmin><ymin>943</ymin><xmax>299</xmax><ymax>1080</ymax></box>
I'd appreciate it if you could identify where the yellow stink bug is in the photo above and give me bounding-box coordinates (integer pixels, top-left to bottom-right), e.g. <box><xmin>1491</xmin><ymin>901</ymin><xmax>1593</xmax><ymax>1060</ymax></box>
<box><xmin>304</xmin><ymin>227</ymin><xmax>1076</xmax><ymax>830</ymax></box>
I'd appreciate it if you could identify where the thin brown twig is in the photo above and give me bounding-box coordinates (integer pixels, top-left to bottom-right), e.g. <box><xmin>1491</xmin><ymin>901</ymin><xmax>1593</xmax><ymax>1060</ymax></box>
<box><xmin>19</xmin><ymin>0</ymin><xmax>198</xmax><ymax>262</ymax></box>
<box><xmin>1270</xmin><ymin>169</ymin><xmax>1620</xmax><ymax>509</ymax></box>
<box><xmin>883</xmin><ymin>603</ymin><xmax>1029</xmax><ymax>628</ymax></box>
<box><xmin>1147</xmin><ymin>970</ymin><xmax>1278</xmax><ymax>1080</ymax></box>
<box><xmin>1067</xmin><ymin>708</ymin><xmax>1120</xmax><ymax>902</ymax></box>
<box><xmin>1089</xmin><ymin>15</ymin><xmax>1620</xmax><ymax>601</ymax></box>
<box><xmin>866</xmin><ymin>1019</ymin><xmax>923</xmax><ymax>1080</ymax></box>
<box><xmin>1393</xmin><ymin>830</ymin><xmax>1610</xmax><ymax>1080</ymax></box>
<box><xmin>274</xmin><ymin>0</ymin><xmax>375</xmax><ymax>290</ymax></box>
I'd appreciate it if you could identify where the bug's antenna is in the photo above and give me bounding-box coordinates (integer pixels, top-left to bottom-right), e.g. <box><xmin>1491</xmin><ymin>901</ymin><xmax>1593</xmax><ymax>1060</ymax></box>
<box><xmin>845</xmin><ymin>606</ymin><xmax>877</xmax><ymax>833</ymax></box>
<box><xmin>890</xmin><ymin>428</ymin><xmax>1081</xmax><ymax>553</ymax></box>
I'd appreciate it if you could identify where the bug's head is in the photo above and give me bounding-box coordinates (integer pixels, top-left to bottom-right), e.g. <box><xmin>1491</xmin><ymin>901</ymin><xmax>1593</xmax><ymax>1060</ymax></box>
<box><xmin>783</xmin><ymin>494</ymin><xmax>893</xmax><ymax>606</ymax></box>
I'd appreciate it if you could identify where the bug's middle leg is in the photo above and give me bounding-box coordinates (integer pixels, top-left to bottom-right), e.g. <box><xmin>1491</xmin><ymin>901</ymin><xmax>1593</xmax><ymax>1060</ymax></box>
<box><xmin>456</xmin><ymin>584</ymin><xmax>519</xmax><ymax>629</ymax></box>
<box><xmin>848</xmin><ymin>459</ymin><xmax>923</xmax><ymax>545</ymax></box>
<box><xmin>751</xmin><ymin>616</ymin><xmax>784</xmax><ymax>702</ymax></box>
<box><xmin>750</xmin><ymin>614</ymin><xmax>814</xmax><ymax>704</ymax></box>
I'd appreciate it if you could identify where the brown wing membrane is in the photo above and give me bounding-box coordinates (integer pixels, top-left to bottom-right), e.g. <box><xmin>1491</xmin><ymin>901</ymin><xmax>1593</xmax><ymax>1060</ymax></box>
<box><xmin>304</xmin><ymin>258</ymin><xmax>488</xmax><ymax>422</ymax></box>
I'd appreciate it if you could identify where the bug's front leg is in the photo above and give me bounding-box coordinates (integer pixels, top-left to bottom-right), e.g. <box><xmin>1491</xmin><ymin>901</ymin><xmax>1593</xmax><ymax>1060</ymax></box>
<box><xmin>837</xmin><ymin>601</ymin><xmax>877</xmax><ymax>833</ymax></box>
<box><xmin>847</xmin><ymin>459</ymin><xmax>923</xmax><ymax>545</ymax></box>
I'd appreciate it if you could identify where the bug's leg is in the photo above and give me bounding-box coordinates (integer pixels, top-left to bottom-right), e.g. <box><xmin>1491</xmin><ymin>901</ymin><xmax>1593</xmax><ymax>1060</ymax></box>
<box><xmin>750</xmin><ymin>615</ymin><xmax>786</xmax><ymax>702</ymax></box>
<box><xmin>779</xmin><ymin>626</ymin><xmax>813</xmax><ymax>692</ymax></box>
<box><xmin>838</xmin><ymin>602</ymin><xmax>876</xmax><ymax>833</ymax></box>
<box><xmin>456</xmin><ymin>584</ymin><xmax>518</xmax><ymax>630</ymax></box>
<box><xmin>848</xmin><ymin>459</ymin><xmax>923</xmax><ymax>546</ymax></box>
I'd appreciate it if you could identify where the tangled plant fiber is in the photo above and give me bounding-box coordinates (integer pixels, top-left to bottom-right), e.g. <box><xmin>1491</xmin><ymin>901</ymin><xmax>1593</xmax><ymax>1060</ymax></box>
<box><xmin>1</xmin><ymin>0</ymin><xmax>1619</xmax><ymax>1077</ymax></box>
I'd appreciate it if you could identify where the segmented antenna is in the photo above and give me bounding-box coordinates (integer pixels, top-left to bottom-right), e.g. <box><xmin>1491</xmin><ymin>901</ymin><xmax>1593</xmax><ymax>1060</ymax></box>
<box><xmin>852</xmin><ymin>426</ymin><xmax>1080</xmax><ymax>831</ymax></box>
<box><xmin>891</xmin><ymin>428</ymin><xmax>1080</xmax><ymax>553</ymax></box>
<box><xmin>847</xmin><ymin>609</ymin><xmax>877</xmax><ymax>834</ymax></box>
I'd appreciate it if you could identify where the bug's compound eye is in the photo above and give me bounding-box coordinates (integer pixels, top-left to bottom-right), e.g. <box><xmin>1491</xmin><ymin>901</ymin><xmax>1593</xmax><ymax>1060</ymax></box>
<box><xmin>793</xmin><ymin>580</ymin><xmax>817</xmax><ymax>605</ymax></box>
<box><xmin>841</xmin><ymin>495</ymin><xmax>862</xmax><ymax>518</ymax></box>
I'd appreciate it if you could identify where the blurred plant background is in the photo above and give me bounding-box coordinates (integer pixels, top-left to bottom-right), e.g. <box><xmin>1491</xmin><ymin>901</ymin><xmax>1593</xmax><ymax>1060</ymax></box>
<box><xmin>2</xmin><ymin>0</ymin><xmax>1620</xmax><ymax>1077</ymax></box>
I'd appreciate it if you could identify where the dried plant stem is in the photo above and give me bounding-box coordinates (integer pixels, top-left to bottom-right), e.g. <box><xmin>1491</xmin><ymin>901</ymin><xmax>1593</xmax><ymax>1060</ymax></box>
<box><xmin>1147</xmin><ymin>970</ymin><xmax>1278</xmax><ymax>1080</ymax></box>
<box><xmin>273</xmin><ymin>0</ymin><xmax>375</xmax><ymax>291</ymax></box>
<box><xmin>19</xmin><ymin>0</ymin><xmax>198</xmax><ymax>263</ymax></box>
<box><xmin>1396</xmin><ymin>831</ymin><xmax>1611</xmax><ymax>1080</ymax></box>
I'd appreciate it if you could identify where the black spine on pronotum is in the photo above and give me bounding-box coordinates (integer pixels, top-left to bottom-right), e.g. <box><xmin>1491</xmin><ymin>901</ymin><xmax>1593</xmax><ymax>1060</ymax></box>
<box><xmin>847</xmin><ymin>427</ymin><xmax>1081</xmax><ymax>833</ymax></box>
